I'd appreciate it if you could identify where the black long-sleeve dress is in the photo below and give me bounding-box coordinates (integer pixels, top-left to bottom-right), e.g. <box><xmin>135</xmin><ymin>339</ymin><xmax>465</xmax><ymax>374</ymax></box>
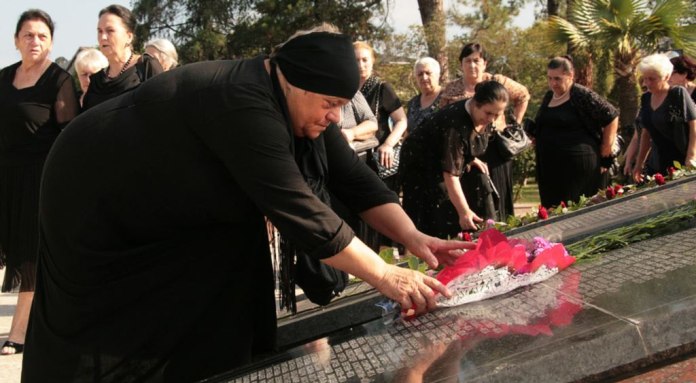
<box><xmin>23</xmin><ymin>56</ymin><xmax>398</xmax><ymax>382</ymax></box>
<box><xmin>400</xmin><ymin>100</ymin><xmax>490</xmax><ymax>239</ymax></box>
<box><xmin>0</xmin><ymin>61</ymin><xmax>79</xmax><ymax>292</ymax></box>
<box><xmin>82</xmin><ymin>54</ymin><xmax>162</xmax><ymax>110</ymax></box>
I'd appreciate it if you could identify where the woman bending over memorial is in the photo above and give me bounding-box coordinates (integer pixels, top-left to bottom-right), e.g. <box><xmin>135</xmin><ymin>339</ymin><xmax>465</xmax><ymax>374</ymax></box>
<box><xmin>440</xmin><ymin>43</ymin><xmax>530</xmax><ymax>220</ymax></box>
<box><xmin>400</xmin><ymin>81</ymin><xmax>509</xmax><ymax>238</ymax></box>
<box><xmin>23</xmin><ymin>26</ymin><xmax>471</xmax><ymax>382</ymax></box>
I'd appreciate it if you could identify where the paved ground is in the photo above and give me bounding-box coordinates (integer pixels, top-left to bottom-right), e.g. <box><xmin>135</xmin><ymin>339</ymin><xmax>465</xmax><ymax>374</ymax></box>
<box><xmin>618</xmin><ymin>355</ymin><xmax>696</xmax><ymax>382</ymax></box>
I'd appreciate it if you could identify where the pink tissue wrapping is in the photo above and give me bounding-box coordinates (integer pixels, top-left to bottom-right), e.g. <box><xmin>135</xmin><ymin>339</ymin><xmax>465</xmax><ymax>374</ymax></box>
<box><xmin>436</xmin><ymin>229</ymin><xmax>576</xmax><ymax>286</ymax></box>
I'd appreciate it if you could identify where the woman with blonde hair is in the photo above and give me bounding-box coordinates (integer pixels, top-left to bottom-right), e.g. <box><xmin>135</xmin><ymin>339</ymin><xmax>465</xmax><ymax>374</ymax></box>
<box><xmin>73</xmin><ymin>47</ymin><xmax>108</xmax><ymax>106</ymax></box>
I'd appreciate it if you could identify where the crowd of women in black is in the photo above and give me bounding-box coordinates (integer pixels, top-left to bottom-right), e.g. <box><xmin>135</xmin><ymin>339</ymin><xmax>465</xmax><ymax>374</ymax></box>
<box><xmin>1</xmin><ymin>3</ymin><xmax>695</xmax><ymax>382</ymax></box>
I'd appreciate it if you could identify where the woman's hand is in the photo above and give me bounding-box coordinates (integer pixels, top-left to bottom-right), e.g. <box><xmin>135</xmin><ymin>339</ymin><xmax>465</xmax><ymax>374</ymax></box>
<box><xmin>468</xmin><ymin>158</ymin><xmax>489</xmax><ymax>175</ymax></box>
<box><xmin>373</xmin><ymin>264</ymin><xmax>451</xmax><ymax>315</ymax></box>
<box><xmin>623</xmin><ymin>159</ymin><xmax>633</xmax><ymax>177</ymax></box>
<box><xmin>459</xmin><ymin>209</ymin><xmax>482</xmax><ymax>231</ymax></box>
<box><xmin>402</xmin><ymin>231</ymin><xmax>475</xmax><ymax>269</ymax></box>
<box><xmin>377</xmin><ymin>143</ymin><xmax>395</xmax><ymax>168</ymax></box>
<box><xmin>632</xmin><ymin>166</ymin><xmax>644</xmax><ymax>184</ymax></box>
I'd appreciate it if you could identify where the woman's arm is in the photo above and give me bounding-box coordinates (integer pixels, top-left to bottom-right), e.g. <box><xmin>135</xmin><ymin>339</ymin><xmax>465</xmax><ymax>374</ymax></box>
<box><xmin>498</xmin><ymin>74</ymin><xmax>530</xmax><ymax>124</ymax></box>
<box><xmin>633</xmin><ymin>129</ymin><xmax>653</xmax><ymax>183</ymax></box>
<box><xmin>349</xmin><ymin>119</ymin><xmax>378</xmax><ymax>141</ymax></box>
<box><xmin>600</xmin><ymin>117</ymin><xmax>619</xmax><ymax>157</ymax></box>
<box><xmin>377</xmin><ymin>106</ymin><xmax>407</xmax><ymax>168</ymax></box>
<box><xmin>443</xmin><ymin>172</ymin><xmax>482</xmax><ymax>231</ymax></box>
<box><xmin>685</xmin><ymin>119</ymin><xmax>696</xmax><ymax>166</ymax></box>
<box><xmin>623</xmin><ymin>130</ymin><xmax>639</xmax><ymax>176</ymax></box>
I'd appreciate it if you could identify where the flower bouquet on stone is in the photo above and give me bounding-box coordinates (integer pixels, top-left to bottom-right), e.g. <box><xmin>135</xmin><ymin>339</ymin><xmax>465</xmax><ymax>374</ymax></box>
<box><xmin>436</xmin><ymin>229</ymin><xmax>575</xmax><ymax>307</ymax></box>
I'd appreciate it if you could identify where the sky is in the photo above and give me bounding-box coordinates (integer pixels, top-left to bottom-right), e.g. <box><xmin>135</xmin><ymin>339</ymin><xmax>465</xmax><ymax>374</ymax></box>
<box><xmin>0</xmin><ymin>0</ymin><xmax>535</xmax><ymax>69</ymax></box>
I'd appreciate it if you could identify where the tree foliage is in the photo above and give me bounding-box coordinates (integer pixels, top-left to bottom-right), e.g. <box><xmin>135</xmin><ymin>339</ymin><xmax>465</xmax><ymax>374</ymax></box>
<box><xmin>131</xmin><ymin>0</ymin><xmax>387</xmax><ymax>63</ymax></box>
<box><xmin>546</xmin><ymin>0</ymin><xmax>696</xmax><ymax>133</ymax></box>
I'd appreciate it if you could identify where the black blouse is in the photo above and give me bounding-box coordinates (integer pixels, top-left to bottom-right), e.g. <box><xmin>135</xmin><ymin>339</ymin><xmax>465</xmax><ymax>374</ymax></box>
<box><xmin>24</xmin><ymin>56</ymin><xmax>397</xmax><ymax>382</ymax></box>
<box><xmin>0</xmin><ymin>61</ymin><xmax>79</xmax><ymax>158</ymax></box>
<box><xmin>82</xmin><ymin>53</ymin><xmax>162</xmax><ymax>110</ymax></box>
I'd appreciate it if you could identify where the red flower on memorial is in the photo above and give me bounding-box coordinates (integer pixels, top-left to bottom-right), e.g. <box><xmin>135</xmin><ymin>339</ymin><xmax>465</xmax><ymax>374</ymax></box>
<box><xmin>668</xmin><ymin>167</ymin><xmax>677</xmax><ymax>176</ymax></box>
<box><xmin>613</xmin><ymin>184</ymin><xmax>624</xmax><ymax>196</ymax></box>
<box><xmin>560</xmin><ymin>201</ymin><xmax>566</xmax><ymax>208</ymax></box>
<box><xmin>654</xmin><ymin>173</ymin><xmax>666</xmax><ymax>185</ymax></box>
<box><xmin>461</xmin><ymin>232</ymin><xmax>472</xmax><ymax>242</ymax></box>
<box><xmin>605</xmin><ymin>186</ymin><xmax>616</xmax><ymax>200</ymax></box>
<box><xmin>538</xmin><ymin>205</ymin><xmax>548</xmax><ymax>220</ymax></box>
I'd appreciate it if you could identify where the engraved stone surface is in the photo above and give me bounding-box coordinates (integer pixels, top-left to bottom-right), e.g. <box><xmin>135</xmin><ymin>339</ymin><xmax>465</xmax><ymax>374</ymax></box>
<box><xmin>221</xmin><ymin>225</ymin><xmax>696</xmax><ymax>382</ymax></box>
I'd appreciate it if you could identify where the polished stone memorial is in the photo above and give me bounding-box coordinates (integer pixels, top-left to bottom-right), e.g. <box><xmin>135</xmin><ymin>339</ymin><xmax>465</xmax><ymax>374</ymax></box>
<box><xmin>209</xmin><ymin>223</ymin><xmax>696</xmax><ymax>382</ymax></box>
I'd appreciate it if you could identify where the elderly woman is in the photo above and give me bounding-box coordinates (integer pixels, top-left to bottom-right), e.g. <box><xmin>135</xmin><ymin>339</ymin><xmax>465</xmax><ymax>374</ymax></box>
<box><xmin>533</xmin><ymin>56</ymin><xmax>619</xmax><ymax>208</ymax></box>
<box><xmin>0</xmin><ymin>9</ymin><xmax>79</xmax><ymax>355</ymax></box>
<box><xmin>82</xmin><ymin>4</ymin><xmax>162</xmax><ymax>110</ymax></box>
<box><xmin>632</xmin><ymin>54</ymin><xmax>696</xmax><ymax>182</ymax></box>
<box><xmin>73</xmin><ymin>47</ymin><xmax>108</xmax><ymax>106</ymax></box>
<box><xmin>440</xmin><ymin>43</ymin><xmax>530</xmax><ymax>220</ymax></box>
<box><xmin>401</xmin><ymin>81</ymin><xmax>509</xmax><ymax>237</ymax></box>
<box><xmin>23</xmin><ymin>26</ymin><xmax>470</xmax><ymax>381</ymax></box>
<box><xmin>406</xmin><ymin>57</ymin><xmax>442</xmax><ymax>134</ymax></box>
<box><xmin>145</xmin><ymin>38</ymin><xmax>179</xmax><ymax>71</ymax></box>
<box><xmin>354</xmin><ymin>41</ymin><xmax>408</xmax><ymax>182</ymax></box>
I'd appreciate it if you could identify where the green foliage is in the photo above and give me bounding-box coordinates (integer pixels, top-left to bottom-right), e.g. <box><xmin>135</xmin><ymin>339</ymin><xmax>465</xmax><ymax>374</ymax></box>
<box><xmin>131</xmin><ymin>0</ymin><xmax>387</xmax><ymax>62</ymax></box>
<box><xmin>567</xmin><ymin>201</ymin><xmax>696</xmax><ymax>261</ymax></box>
<box><xmin>545</xmin><ymin>0</ymin><xmax>696</xmax><ymax>132</ymax></box>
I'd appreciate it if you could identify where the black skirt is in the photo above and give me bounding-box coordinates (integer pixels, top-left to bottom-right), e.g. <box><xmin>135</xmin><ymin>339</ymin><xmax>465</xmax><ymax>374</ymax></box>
<box><xmin>0</xmin><ymin>155</ymin><xmax>43</xmax><ymax>292</ymax></box>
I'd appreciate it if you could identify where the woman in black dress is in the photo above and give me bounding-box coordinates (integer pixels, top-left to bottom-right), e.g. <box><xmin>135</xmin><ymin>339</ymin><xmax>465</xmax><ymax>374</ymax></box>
<box><xmin>0</xmin><ymin>9</ymin><xmax>79</xmax><ymax>355</ymax></box>
<box><xmin>440</xmin><ymin>43</ymin><xmax>530</xmax><ymax>221</ymax></box>
<box><xmin>533</xmin><ymin>56</ymin><xmax>619</xmax><ymax>208</ymax></box>
<box><xmin>632</xmin><ymin>54</ymin><xmax>696</xmax><ymax>182</ymax></box>
<box><xmin>400</xmin><ymin>81</ymin><xmax>509</xmax><ymax>239</ymax></box>
<box><xmin>23</xmin><ymin>28</ymin><xmax>469</xmax><ymax>382</ymax></box>
<box><xmin>82</xmin><ymin>4</ymin><xmax>162</xmax><ymax>110</ymax></box>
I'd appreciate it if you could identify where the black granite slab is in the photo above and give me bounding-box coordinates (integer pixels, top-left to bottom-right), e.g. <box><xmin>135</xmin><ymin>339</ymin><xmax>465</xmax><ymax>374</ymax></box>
<box><xmin>215</xmin><ymin>224</ymin><xmax>696</xmax><ymax>383</ymax></box>
<box><xmin>274</xmin><ymin>177</ymin><xmax>696</xmax><ymax>350</ymax></box>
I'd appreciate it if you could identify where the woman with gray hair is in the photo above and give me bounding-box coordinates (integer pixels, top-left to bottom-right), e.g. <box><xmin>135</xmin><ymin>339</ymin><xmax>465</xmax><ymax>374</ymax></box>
<box><xmin>632</xmin><ymin>54</ymin><xmax>696</xmax><ymax>182</ymax></box>
<box><xmin>406</xmin><ymin>57</ymin><xmax>442</xmax><ymax>134</ymax></box>
<box><xmin>145</xmin><ymin>38</ymin><xmax>178</xmax><ymax>71</ymax></box>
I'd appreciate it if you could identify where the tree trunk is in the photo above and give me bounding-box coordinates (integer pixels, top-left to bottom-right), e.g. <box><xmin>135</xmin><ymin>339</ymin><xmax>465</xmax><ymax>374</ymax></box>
<box><xmin>417</xmin><ymin>0</ymin><xmax>448</xmax><ymax>83</ymax></box>
<box><xmin>612</xmin><ymin>57</ymin><xmax>639</xmax><ymax>138</ymax></box>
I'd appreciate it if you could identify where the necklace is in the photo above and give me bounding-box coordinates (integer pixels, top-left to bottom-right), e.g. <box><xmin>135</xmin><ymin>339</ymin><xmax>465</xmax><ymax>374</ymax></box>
<box><xmin>104</xmin><ymin>52</ymin><xmax>133</xmax><ymax>80</ymax></box>
<box><xmin>552</xmin><ymin>89</ymin><xmax>570</xmax><ymax>100</ymax></box>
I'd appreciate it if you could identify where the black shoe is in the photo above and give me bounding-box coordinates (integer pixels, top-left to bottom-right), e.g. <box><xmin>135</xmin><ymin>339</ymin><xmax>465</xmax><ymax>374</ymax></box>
<box><xmin>1</xmin><ymin>340</ymin><xmax>24</xmax><ymax>355</ymax></box>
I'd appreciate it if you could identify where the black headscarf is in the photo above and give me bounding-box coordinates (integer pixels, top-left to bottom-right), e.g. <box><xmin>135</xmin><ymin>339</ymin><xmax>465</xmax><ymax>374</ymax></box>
<box><xmin>273</xmin><ymin>32</ymin><xmax>359</xmax><ymax>99</ymax></box>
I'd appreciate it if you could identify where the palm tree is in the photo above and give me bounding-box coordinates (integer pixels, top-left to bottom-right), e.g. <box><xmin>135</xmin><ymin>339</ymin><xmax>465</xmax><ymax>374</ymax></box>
<box><xmin>546</xmin><ymin>0</ymin><xmax>696</xmax><ymax>134</ymax></box>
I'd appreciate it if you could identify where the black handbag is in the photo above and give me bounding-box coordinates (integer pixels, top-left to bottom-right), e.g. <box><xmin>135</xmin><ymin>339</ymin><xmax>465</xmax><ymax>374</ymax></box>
<box><xmin>494</xmin><ymin>122</ymin><xmax>531</xmax><ymax>160</ymax></box>
<box><xmin>372</xmin><ymin>144</ymin><xmax>401</xmax><ymax>179</ymax></box>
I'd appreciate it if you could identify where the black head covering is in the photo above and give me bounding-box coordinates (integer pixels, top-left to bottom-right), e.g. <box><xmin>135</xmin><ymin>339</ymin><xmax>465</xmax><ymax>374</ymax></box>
<box><xmin>273</xmin><ymin>32</ymin><xmax>359</xmax><ymax>99</ymax></box>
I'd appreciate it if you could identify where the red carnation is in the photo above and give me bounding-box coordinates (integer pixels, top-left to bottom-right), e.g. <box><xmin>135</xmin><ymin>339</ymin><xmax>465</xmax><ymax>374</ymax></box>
<box><xmin>538</xmin><ymin>205</ymin><xmax>548</xmax><ymax>220</ymax></box>
<box><xmin>605</xmin><ymin>186</ymin><xmax>616</xmax><ymax>200</ymax></box>
<box><xmin>668</xmin><ymin>167</ymin><xmax>677</xmax><ymax>176</ymax></box>
<box><xmin>463</xmin><ymin>232</ymin><xmax>472</xmax><ymax>242</ymax></box>
<box><xmin>654</xmin><ymin>173</ymin><xmax>666</xmax><ymax>185</ymax></box>
<box><xmin>560</xmin><ymin>201</ymin><xmax>567</xmax><ymax>208</ymax></box>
